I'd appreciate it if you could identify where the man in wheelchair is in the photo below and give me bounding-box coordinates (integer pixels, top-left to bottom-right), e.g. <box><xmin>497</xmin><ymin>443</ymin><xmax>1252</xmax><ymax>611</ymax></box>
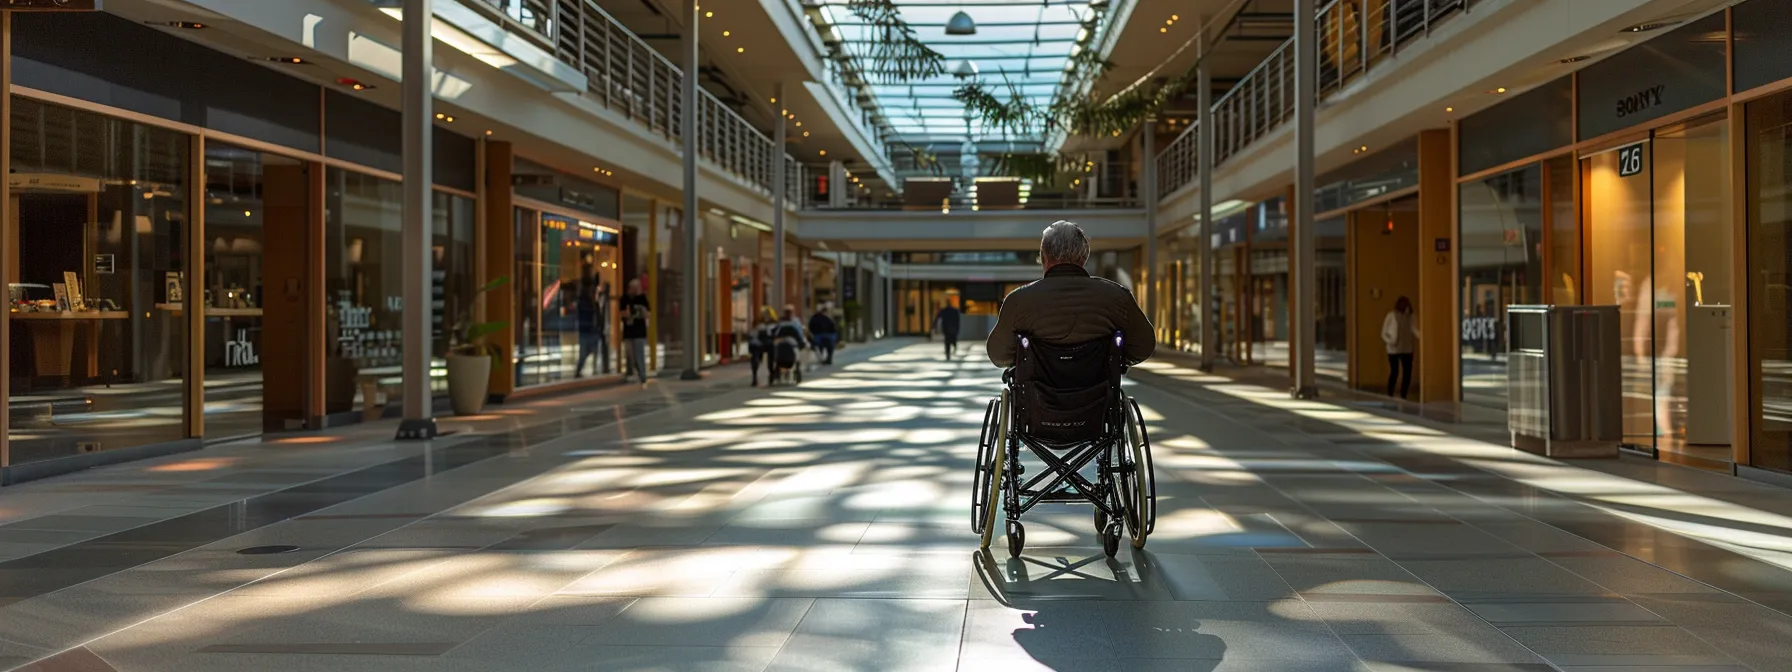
<box><xmin>973</xmin><ymin>221</ymin><xmax>1159</xmax><ymax>558</ymax></box>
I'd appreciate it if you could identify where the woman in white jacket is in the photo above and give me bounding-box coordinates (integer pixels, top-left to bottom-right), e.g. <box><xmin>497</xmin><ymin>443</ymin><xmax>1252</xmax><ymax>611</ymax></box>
<box><xmin>1382</xmin><ymin>296</ymin><xmax>1419</xmax><ymax>399</ymax></box>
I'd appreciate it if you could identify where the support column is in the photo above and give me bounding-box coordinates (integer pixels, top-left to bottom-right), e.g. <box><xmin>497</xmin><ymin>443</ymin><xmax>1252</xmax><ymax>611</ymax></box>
<box><xmin>1416</xmin><ymin>129</ymin><xmax>1456</xmax><ymax>406</ymax></box>
<box><xmin>1198</xmin><ymin>60</ymin><xmax>1216</xmax><ymax>371</ymax></box>
<box><xmin>679</xmin><ymin>0</ymin><xmax>701</xmax><ymax>380</ymax></box>
<box><xmin>1290</xmin><ymin>0</ymin><xmax>1318</xmax><ymax>399</ymax></box>
<box><xmin>396</xmin><ymin>0</ymin><xmax>437</xmax><ymax>438</ymax></box>
<box><xmin>483</xmin><ymin>141</ymin><xmax>515</xmax><ymax>398</ymax></box>
<box><xmin>1143</xmin><ymin>116</ymin><xmax>1158</xmax><ymax>321</ymax></box>
<box><xmin>772</xmin><ymin>82</ymin><xmax>786</xmax><ymax>321</ymax></box>
<box><xmin>1</xmin><ymin>12</ymin><xmax>13</xmax><ymax>469</ymax></box>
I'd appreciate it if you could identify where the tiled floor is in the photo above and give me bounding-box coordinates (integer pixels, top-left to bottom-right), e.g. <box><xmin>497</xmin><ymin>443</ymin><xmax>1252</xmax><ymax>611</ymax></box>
<box><xmin>1</xmin><ymin>341</ymin><xmax>1792</xmax><ymax>671</ymax></box>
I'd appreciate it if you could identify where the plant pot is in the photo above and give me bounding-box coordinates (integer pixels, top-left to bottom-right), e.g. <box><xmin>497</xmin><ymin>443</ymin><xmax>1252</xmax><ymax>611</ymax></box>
<box><xmin>446</xmin><ymin>354</ymin><xmax>492</xmax><ymax>416</ymax></box>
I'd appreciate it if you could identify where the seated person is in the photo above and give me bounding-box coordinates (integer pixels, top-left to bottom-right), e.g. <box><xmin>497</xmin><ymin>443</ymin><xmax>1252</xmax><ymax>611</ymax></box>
<box><xmin>987</xmin><ymin>221</ymin><xmax>1156</xmax><ymax>369</ymax></box>
<box><xmin>771</xmin><ymin>306</ymin><xmax>808</xmax><ymax>384</ymax></box>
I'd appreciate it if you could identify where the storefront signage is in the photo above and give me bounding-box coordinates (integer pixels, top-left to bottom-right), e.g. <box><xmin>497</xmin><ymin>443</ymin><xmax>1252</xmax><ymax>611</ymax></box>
<box><xmin>225</xmin><ymin>329</ymin><xmax>259</xmax><ymax>367</ymax></box>
<box><xmin>94</xmin><ymin>254</ymin><xmax>114</xmax><ymax>274</ymax></box>
<box><xmin>1617</xmin><ymin>143</ymin><xmax>1645</xmax><ymax>177</ymax></box>
<box><xmin>9</xmin><ymin>173</ymin><xmax>100</xmax><ymax>192</ymax></box>
<box><xmin>1614</xmin><ymin>85</ymin><xmax>1665</xmax><ymax>119</ymax></box>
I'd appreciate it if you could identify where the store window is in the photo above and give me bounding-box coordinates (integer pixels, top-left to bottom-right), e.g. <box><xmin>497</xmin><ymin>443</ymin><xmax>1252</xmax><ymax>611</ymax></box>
<box><xmin>201</xmin><ymin>144</ymin><xmax>312</xmax><ymax>438</ymax></box>
<box><xmin>1748</xmin><ymin>93</ymin><xmax>1792</xmax><ymax>472</ymax></box>
<box><xmin>1458</xmin><ymin>164</ymin><xmax>1544</xmax><ymax>410</ymax></box>
<box><xmin>7</xmin><ymin>98</ymin><xmax>190</xmax><ymax>465</ymax></box>
<box><xmin>1584</xmin><ymin>116</ymin><xmax>1731</xmax><ymax>460</ymax></box>
<box><xmin>513</xmin><ymin>207</ymin><xmax>621</xmax><ymax>388</ymax></box>
<box><xmin>323</xmin><ymin>168</ymin><xmax>409</xmax><ymax>416</ymax></box>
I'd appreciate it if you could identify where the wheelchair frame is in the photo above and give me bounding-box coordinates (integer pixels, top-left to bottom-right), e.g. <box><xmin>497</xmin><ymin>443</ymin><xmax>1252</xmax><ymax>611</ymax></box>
<box><xmin>973</xmin><ymin>363</ymin><xmax>1157</xmax><ymax>559</ymax></box>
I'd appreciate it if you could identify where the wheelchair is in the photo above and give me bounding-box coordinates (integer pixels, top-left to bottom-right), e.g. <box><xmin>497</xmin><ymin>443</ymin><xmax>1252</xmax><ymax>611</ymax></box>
<box><xmin>973</xmin><ymin>332</ymin><xmax>1157</xmax><ymax>558</ymax></box>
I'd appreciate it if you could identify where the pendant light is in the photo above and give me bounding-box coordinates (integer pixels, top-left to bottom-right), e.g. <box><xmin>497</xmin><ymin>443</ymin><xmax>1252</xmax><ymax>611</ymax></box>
<box><xmin>946</xmin><ymin>10</ymin><xmax>977</xmax><ymax>35</ymax></box>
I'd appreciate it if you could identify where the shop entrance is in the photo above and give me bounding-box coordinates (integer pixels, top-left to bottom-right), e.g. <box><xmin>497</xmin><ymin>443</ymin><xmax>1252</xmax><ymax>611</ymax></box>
<box><xmin>1581</xmin><ymin>115</ymin><xmax>1734</xmax><ymax>468</ymax></box>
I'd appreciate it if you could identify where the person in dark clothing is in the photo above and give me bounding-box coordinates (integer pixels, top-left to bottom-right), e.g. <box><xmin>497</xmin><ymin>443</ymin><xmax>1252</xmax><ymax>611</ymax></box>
<box><xmin>934</xmin><ymin>303</ymin><xmax>962</xmax><ymax>360</ymax></box>
<box><xmin>808</xmin><ymin>302</ymin><xmax>839</xmax><ymax>365</ymax></box>
<box><xmin>987</xmin><ymin>221</ymin><xmax>1156</xmax><ymax>368</ymax></box>
<box><xmin>574</xmin><ymin>270</ymin><xmax>610</xmax><ymax>378</ymax></box>
<box><xmin>749</xmin><ymin>307</ymin><xmax>778</xmax><ymax>387</ymax></box>
<box><xmin>620</xmin><ymin>278</ymin><xmax>651</xmax><ymax>384</ymax></box>
<box><xmin>772</xmin><ymin>306</ymin><xmax>808</xmax><ymax>384</ymax></box>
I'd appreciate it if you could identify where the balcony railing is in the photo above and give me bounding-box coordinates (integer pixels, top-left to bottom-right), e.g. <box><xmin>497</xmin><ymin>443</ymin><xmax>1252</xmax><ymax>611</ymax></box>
<box><xmin>460</xmin><ymin>0</ymin><xmax>805</xmax><ymax>204</ymax></box>
<box><xmin>1157</xmin><ymin>0</ymin><xmax>1479</xmax><ymax>198</ymax></box>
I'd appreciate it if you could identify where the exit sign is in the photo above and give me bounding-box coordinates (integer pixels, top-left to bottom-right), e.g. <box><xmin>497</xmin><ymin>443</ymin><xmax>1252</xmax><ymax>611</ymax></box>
<box><xmin>6</xmin><ymin>0</ymin><xmax>101</xmax><ymax>10</ymax></box>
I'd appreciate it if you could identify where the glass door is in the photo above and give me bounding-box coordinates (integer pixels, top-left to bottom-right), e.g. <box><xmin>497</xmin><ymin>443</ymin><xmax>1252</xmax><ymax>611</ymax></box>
<box><xmin>1580</xmin><ymin>115</ymin><xmax>1733</xmax><ymax>465</ymax></box>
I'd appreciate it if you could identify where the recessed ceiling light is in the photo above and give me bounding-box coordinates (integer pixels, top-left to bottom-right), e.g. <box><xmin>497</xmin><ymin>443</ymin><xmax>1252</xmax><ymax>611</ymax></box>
<box><xmin>736</xmin><ymin>47</ymin><xmax>744</xmax><ymax>53</ymax></box>
<box><xmin>770</xmin><ymin>97</ymin><xmax>777</xmax><ymax>104</ymax></box>
<box><xmin>803</xmin><ymin>131</ymin><xmax>810</xmax><ymax>137</ymax></box>
<box><xmin>1624</xmin><ymin>20</ymin><xmax>1679</xmax><ymax>33</ymax></box>
<box><xmin>1558</xmin><ymin>55</ymin><xmax>1591</xmax><ymax>64</ymax></box>
<box><xmin>795</xmin><ymin>121</ymin><xmax>802</xmax><ymax>127</ymax></box>
<box><xmin>1159</xmin><ymin>27</ymin><xmax>1167</xmax><ymax>33</ymax></box>
<box><xmin>705</xmin><ymin>11</ymin><xmax>713</xmax><ymax>18</ymax></box>
<box><xmin>819</xmin><ymin>150</ymin><xmax>827</xmax><ymax>156</ymax></box>
<box><xmin>1171</xmin><ymin>14</ymin><xmax>1180</xmax><ymax>21</ymax></box>
<box><xmin>435</xmin><ymin>113</ymin><xmax>445</xmax><ymax>120</ymax></box>
<box><xmin>266</xmin><ymin>57</ymin><xmax>307</xmax><ymax>64</ymax></box>
<box><xmin>153</xmin><ymin>21</ymin><xmax>206</xmax><ymax>29</ymax></box>
<box><xmin>722</xmin><ymin>30</ymin><xmax>730</xmax><ymax>37</ymax></box>
<box><xmin>485</xmin><ymin>130</ymin><xmax>494</xmax><ymax>135</ymax></box>
<box><xmin>1445</xmin><ymin>106</ymin><xmax>1454</xmax><ymax>112</ymax></box>
<box><xmin>337</xmin><ymin>77</ymin><xmax>373</xmax><ymax>91</ymax></box>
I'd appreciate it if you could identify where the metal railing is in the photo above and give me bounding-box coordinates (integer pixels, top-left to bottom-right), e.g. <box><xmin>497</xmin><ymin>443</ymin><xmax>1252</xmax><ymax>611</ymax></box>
<box><xmin>1157</xmin><ymin>0</ymin><xmax>1477</xmax><ymax>198</ymax></box>
<box><xmin>454</xmin><ymin>0</ymin><xmax>804</xmax><ymax>202</ymax></box>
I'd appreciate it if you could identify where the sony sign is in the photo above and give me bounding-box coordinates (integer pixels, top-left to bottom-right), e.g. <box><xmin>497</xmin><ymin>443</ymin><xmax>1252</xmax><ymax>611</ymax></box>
<box><xmin>1615</xmin><ymin>85</ymin><xmax>1665</xmax><ymax>118</ymax></box>
<box><xmin>6</xmin><ymin>0</ymin><xmax>102</xmax><ymax>10</ymax></box>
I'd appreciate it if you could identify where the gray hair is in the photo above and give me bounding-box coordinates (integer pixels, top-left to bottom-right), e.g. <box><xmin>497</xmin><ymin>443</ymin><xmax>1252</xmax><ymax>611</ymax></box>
<box><xmin>1040</xmin><ymin>220</ymin><xmax>1090</xmax><ymax>266</ymax></box>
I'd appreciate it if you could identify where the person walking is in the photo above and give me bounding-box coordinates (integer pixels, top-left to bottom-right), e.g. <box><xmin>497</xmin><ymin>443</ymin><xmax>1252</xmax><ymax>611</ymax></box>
<box><xmin>934</xmin><ymin>301</ymin><xmax>962</xmax><ymax>360</ymax></box>
<box><xmin>620</xmin><ymin>278</ymin><xmax>651</xmax><ymax>385</ymax></box>
<box><xmin>749</xmin><ymin>306</ymin><xmax>778</xmax><ymax>387</ymax></box>
<box><xmin>808</xmin><ymin>302</ymin><xmax>839</xmax><ymax>366</ymax></box>
<box><xmin>1382</xmin><ymin>296</ymin><xmax>1418</xmax><ymax>399</ymax></box>
<box><xmin>574</xmin><ymin>270</ymin><xmax>610</xmax><ymax>378</ymax></box>
<box><xmin>771</xmin><ymin>305</ymin><xmax>808</xmax><ymax>385</ymax></box>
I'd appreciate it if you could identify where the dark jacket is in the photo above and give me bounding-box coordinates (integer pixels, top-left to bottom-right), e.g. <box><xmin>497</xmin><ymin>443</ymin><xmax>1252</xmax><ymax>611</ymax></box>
<box><xmin>620</xmin><ymin>293</ymin><xmax>650</xmax><ymax>339</ymax></box>
<box><xmin>934</xmin><ymin>306</ymin><xmax>961</xmax><ymax>336</ymax></box>
<box><xmin>986</xmin><ymin>263</ymin><xmax>1155</xmax><ymax>368</ymax></box>
<box><xmin>809</xmin><ymin>312</ymin><xmax>838</xmax><ymax>335</ymax></box>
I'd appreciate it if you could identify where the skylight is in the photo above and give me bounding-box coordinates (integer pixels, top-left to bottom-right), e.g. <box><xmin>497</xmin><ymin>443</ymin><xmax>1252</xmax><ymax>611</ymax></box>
<box><xmin>814</xmin><ymin>0</ymin><xmax>1120</xmax><ymax>143</ymax></box>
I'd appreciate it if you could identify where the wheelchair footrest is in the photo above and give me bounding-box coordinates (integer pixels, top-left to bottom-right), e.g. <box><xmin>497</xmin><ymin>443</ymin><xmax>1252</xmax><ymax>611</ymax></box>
<box><xmin>1023</xmin><ymin>490</ymin><xmax>1107</xmax><ymax>503</ymax></box>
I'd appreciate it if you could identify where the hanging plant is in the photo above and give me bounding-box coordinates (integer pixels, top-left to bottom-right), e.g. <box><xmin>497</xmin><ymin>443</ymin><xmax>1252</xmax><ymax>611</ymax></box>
<box><xmin>845</xmin><ymin>0</ymin><xmax>947</xmax><ymax>83</ymax></box>
<box><xmin>952</xmin><ymin>82</ymin><xmax>1043</xmax><ymax>136</ymax></box>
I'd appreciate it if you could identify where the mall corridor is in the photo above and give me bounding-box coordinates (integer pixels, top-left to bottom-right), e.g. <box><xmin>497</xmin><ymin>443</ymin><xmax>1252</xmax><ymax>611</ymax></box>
<box><xmin>0</xmin><ymin>342</ymin><xmax>1782</xmax><ymax>671</ymax></box>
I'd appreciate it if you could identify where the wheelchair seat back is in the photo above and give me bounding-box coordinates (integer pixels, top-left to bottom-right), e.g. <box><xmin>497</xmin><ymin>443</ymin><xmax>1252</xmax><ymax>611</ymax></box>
<box><xmin>1012</xmin><ymin>332</ymin><xmax>1126</xmax><ymax>445</ymax></box>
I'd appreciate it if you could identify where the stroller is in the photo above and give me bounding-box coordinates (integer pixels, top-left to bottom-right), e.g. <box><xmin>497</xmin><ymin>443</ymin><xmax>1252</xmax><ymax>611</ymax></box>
<box><xmin>770</xmin><ymin>320</ymin><xmax>806</xmax><ymax>385</ymax></box>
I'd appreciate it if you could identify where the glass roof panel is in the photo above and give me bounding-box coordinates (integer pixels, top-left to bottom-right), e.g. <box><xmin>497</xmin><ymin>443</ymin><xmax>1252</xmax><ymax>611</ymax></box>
<box><xmin>816</xmin><ymin>1</ymin><xmax>1119</xmax><ymax>142</ymax></box>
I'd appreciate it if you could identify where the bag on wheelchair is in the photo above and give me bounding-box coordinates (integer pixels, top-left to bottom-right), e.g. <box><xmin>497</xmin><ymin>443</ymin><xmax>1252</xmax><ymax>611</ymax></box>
<box><xmin>1012</xmin><ymin>334</ymin><xmax>1124</xmax><ymax>444</ymax></box>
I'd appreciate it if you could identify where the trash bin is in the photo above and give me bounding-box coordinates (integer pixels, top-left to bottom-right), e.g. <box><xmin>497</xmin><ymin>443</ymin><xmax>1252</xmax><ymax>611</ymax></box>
<box><xmin>1506</xmin><ymin>305</ymin><xmax>1621</xmax><ymax>458</ymax></box>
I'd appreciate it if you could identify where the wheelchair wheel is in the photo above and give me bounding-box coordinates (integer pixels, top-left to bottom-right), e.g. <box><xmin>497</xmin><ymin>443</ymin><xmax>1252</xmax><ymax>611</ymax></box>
<box><xmin>1093</xmin><ymin>507</ymin><xmax>1109</xmax><ymax>537</ymax></box>
<box><xmin>979</xmin><ymin>391</ymin><xmax>1012</xmax><ymax>551</ymax></box>
<box><xmin>1124</xmin><ymin>398</ymin><xmax>1157</xmax><ymax>547</ymax></box>
<box><xmin>1006</xmin><ymin>520</ymin><xmax>1026</xmax><ymax>558</ymax></box>
<box><xmin>1100</xmin><ymin>521</ymin><xmax>1121</xmax><ymax>558</ymax></box>
<box><xmin>971</xmin><ymin>399</ymin><xmax>1000</xmax><ymax>534</ymax></box>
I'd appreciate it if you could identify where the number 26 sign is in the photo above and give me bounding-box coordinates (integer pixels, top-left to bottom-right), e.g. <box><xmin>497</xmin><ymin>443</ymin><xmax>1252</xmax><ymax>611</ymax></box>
<box><xmin>1617</xmin><ymin>143</ymin><xmax>1645</xmax><ymax>178</ymax></box>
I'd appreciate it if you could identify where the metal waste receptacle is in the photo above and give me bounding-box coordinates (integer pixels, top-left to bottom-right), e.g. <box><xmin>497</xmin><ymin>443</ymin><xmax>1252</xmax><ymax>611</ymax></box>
<box><xmin>1506</xmin><ymin>305</ymin><xmax>1621</xmax><ymax>458</ymax></box>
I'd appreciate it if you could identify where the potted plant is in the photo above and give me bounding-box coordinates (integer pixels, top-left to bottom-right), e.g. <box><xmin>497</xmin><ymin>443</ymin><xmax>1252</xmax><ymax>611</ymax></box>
<box><xmin>447</xmin><ymin>276</ymin><xmax>510</xmax><ymax>416</ymax></box>
<box><xmin>842</xmin><ymin>300</ymin><xmax>864</xmax><ymax>342</ymax></box>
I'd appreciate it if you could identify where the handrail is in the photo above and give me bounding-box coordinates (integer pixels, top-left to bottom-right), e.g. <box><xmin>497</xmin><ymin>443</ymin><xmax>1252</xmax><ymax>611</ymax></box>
<box><xmin>438</xmin><ymin>0</ymin><xmax>800</xmax><ymax>198</ymax></box>
<box><xmin>1156</xmin><ymin>0</ymin><xmax>1479</xmax><ymax>199</ymax></box>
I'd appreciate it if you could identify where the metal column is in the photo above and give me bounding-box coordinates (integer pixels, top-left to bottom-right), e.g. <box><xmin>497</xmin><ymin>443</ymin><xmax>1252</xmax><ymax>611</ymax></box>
<box><xmin>1142</xmin><ymin>117</ymin><xmax>1158</xmax><ymax>320</ymax></box>
<box><xmin>396</xmin><ymin>0</ymin><xmax>438</xmax><ymax>438</ymax></box>
<box><xmin>1197</xmin><ymin>60</ymin><xmax>1216</xmax><ymax>372</ymax></box>
<box><xmin>772</xmin><ymin>82</ymin><xmax>786</xmax><ymax>312</ymax></box>
<box><xmin>679</xmin><ymin>0</ymin><xmax>702</xmax><ymax>380</ymax></box>
<box><xmin>0</xmin><ymin>12</ymin><xmax>12</xmax><ymax>469</ymax></box>
<box><xmin>1291</xmin><ymin>0</ymin><xmax>1318</xmax><ymax>399</ymax></box>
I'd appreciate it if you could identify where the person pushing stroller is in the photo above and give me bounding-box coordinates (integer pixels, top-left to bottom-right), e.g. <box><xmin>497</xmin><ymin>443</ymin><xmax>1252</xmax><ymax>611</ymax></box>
<box><xmin>770</xmin><ymin>305</ymin><xmax>808</xmax><ymax>385</ymax></box>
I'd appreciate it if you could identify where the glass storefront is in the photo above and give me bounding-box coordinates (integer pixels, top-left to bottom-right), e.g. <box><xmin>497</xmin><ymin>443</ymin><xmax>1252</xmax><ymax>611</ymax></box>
<box><xmin>1583</xmin><ymin>117</ymin><xmax>1732</xmax><ymax>463</ymax></box>
<box><xmin>513</xmin><ymin>206</ymin><xmax>621</xmax><ymax>388</ymax></box>
<box><xmin>1748</xmin><ymin>92</ymin><xmax>1792</xmax><ymax>472</ymax></box>
<box><xmin>1458</xmin><ymin>163</ymin><xmax>1546</xmax><ymax>410</ymax></box>
<box><xmin>7</xmin><ymin>97</ymin><xmax>190</xmax><ymax>465</ymax></box>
